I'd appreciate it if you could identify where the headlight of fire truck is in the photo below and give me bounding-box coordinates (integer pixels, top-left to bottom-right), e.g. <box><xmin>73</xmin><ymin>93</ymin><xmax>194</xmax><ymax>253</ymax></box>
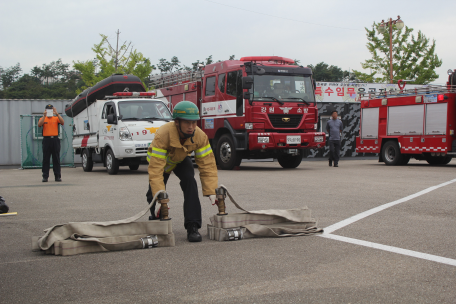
<box><xmin>119</xmin><ymin>127</ymin><xmax>132</xmax><ymax>141</ymax></box>
<box><xmin>245</xmin><ymin>123</ymin><xmax>253</xmax><ymax>130</ymax></box>
<box><xmin>314</xmin><ymin>136</ymin><xmax>324</xmax><ymax>142</ymax></box>
<box><xmin>258</xmin><ymin>137</ymin><xmax>269</xmax><ymax>143</ymax></box>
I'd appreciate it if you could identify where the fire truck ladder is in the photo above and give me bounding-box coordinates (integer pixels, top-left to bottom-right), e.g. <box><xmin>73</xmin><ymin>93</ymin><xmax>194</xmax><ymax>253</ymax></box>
<box><xmin>359</xmin><ymin>84</ymin><xmax>456</xmax><ymax>101</ymax></box>
<box><xmin>149</xmin><ymin>70</ymin><xmax>204</xmax><ymax>89</ymax></box>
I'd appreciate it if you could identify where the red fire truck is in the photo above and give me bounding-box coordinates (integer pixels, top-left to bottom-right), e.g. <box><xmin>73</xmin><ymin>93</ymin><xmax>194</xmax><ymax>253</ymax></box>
<box><xmin>150</xmin><ymin>56</ymin><xmax>325</xmax><ymax>170</ymax></box>
<box><xmin>356</xmin><ymin>70</ymin><xmax>456</xmax><ymax>166</ymax></box>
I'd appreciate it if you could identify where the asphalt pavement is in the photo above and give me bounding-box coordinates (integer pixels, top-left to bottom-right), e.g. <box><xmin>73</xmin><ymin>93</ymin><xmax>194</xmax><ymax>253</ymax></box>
<box><xmin>1</xmin><ymin>158</ymin><xmax>456</xmax><ymax>303</ymax></box>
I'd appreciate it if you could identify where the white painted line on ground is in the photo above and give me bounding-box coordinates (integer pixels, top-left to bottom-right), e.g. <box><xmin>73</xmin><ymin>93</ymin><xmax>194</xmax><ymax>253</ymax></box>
<box><xmin>320</xmin><ymin>234</ymin><xmax>456</xmax><ymax>267</ymax></box>
<box><xmin>323</xmin><ymin>178</ymin><xmax>456</xmax><ymax>235</ymax></box>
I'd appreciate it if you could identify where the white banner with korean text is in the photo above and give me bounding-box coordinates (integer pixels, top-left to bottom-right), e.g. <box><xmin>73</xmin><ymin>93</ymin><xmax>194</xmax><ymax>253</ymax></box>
<box><xmin>315</xmin><ymin>82</ymin><xmax>429</xmax><ymax>103</ymax></box>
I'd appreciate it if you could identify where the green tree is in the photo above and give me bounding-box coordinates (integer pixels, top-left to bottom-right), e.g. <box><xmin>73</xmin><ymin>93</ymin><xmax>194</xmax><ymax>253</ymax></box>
<box><xmin>1</xmin><ymin>60</ymin><xmax>83</xmax><ymax>99</ymax></box>
<box><xmin>2</xmin><ymin>74</ymin><xmax>44</xmax><ymax>99</ymax></box>
<box><xmin>190</xmin><ymin>60</ymin><xmax>203</xmax><ymax>71</ymax></box>
<box><xmin>0</xmin><ymin>63</ymin><xmax>22</xmax><ymax>89</ymax></box>
<box><xmin>353</xmin><ymin>23</ymin><xmax>442</xmax><ymax>84</ymax></box>
<box><xmin>182</xmin><ymin>55</ymin><xmax>235</xmax><ymax>72</ymax></box>
<box><xmin>291</xmin><ymin>59</ymin><xmax>300</xmax><ymax>66</ymax></box>
<box><xmin>157</xmin><ymin>56</ymin><xmax>182</xmax><ymax>73</ymax></box>
<box><xmin>31</xmin><ymin>59</ymin><xmax>71</xmax><ymax>85</ymax></box>
<box><xmin>205</xmin><ymin>55</ymin><xmax>213</xmax><ymax>65</ymax></box>
<box><xmin>73</xmin><ymin>33</ymin><xmax>154</xmax><ymax>92</ymax></box>
<box><xmin>308</xmin><ymin>62</ymin><xmax>350</xmax><ymax>82</ymax></box>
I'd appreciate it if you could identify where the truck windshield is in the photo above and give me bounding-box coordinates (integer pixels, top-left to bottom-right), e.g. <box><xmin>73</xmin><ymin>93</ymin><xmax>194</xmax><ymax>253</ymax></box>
<box><xmin>249</xmin><ymin>74</ymin><xmax>315</xmax><ymax>104</ymax></box>
<box><xmin>118</xmin><ymin>100</ymin><xmax>172</xmax><ymax>120</ymax></box>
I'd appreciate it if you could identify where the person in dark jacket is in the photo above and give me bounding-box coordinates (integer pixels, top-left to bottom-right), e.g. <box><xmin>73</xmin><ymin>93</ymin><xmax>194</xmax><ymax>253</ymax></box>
<box><xmin>146</xmin><ymin>101</ymin><xmax>218</xmax><ymax>242</ymax></box>
<box><xmin>326</xmin><ymin>109</ymin><xmax>343</xmax><ymax>167</ymax></box>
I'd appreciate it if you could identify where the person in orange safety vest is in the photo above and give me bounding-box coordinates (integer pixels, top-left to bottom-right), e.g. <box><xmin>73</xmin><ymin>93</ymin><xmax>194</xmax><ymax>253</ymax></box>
<box><xmin>37</xmin><ymin>104</ymin><xmax>65</xmax><ymax>182</ymax></box>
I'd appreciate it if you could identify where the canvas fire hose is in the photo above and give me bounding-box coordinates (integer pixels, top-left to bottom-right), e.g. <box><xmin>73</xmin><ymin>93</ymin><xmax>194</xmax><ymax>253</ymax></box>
<box><xmin>208</xmin><ymin>185</ymin><xmax>323</xmax><ymax>241</ymax></box>
<box><xmin>32</xmin><ymin>190</ymin><xmax>175</xmax><ymax>256</ymax></box>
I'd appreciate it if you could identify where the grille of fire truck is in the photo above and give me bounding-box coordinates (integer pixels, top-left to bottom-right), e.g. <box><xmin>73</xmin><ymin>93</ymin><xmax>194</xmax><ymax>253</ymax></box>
<box><xmin>265</xmin><ymin>129</ymin><xmax>305</xmax><ymax>133</ymax></box>
<box><xmin>149</xmin><ymin>71</ymin><xmax>204</xmax><ymax>89</ymax></box>
<box><xmin>268</xmin><ymin>114</ymin><xmax>303</xmax><ymax>128</ymax></box>
<box><xmin>359</xmin><ymin>85</ymin><xmax>456</xmax><ymax>100</ymax></box>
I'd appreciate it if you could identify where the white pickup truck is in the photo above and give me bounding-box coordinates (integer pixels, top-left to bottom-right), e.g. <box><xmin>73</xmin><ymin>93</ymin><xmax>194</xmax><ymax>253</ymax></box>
<box><xmin>72</xmin><ymin>92</ymin><xmax>171</xmax><ymax>174</ymax></box>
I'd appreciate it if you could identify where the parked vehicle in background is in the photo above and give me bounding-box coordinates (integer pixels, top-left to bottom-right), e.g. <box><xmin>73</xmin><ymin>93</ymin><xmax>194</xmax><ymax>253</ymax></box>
<box><xmin>66</xmin><ymin>75</ymin><xmax>172</xmax><ymax>174</ymax></box>
<box><xmin>150</xmin><ymin>56</ymin><xmax>325</xmax><ymax>170</ymax></box>
<box><xmin>356</xmin><ymin>70</ymin><xmax>456</xmax><ymax>166</ymax></box>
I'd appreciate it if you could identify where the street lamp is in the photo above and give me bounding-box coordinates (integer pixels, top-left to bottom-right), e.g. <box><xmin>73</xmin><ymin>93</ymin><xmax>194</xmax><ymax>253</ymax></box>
<box><xmin>378</xmin><ymin>16</ymin><xmax>404</xmax><ymax>84</ymax></box>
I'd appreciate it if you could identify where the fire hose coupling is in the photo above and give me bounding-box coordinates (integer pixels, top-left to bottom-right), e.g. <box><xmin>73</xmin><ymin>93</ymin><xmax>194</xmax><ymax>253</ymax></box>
<box><xmin>141</xmin><ymin>235</ymin><xmax>158</xmax><ymax>248</ymax></box>
<box><xmin>157</xmin><ymin>192</ymin><xmax>171</xmax><ymax>221</ymax></box>
<box><xmin>226</xmin><ymin>228</ymin><xmax>243</xmax><ymax>241</ymax></box>
<box><xmin>215</xmin><ymin>187</ymin><xmax>228</xmax><ymax>216</ymax></box>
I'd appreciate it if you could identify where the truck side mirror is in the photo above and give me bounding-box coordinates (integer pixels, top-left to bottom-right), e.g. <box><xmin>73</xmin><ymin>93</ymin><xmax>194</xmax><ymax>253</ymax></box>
<box><xmin>107</xmin><ymin>114</ymin><xmax>117</xmax><ymax>124</ymax></box>
<box><xmin>243</xmin><ymin>92</ymin><xmax>251</xmax><ymax>100</ymax></box>
<box><xmin>256</xmin><ymin>67</ymin><xmax>265</xmax><ymax>75</ymax></box>
<box><xmin>312</xmin><ymin>79</ymin><xmax>316</xmax><ymax>91</ymax></box>
<box><xmin>242</xmin><ymin>76</ymin><xmax>253</xmax><ymax>89</ymax></box>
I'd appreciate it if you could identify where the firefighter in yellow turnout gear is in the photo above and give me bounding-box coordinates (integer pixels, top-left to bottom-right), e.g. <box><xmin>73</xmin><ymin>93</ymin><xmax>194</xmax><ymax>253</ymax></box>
<box><xmin>146</xmin><ymin>101</ymin><xmax>218</xmax><ymax>242</ymax></box>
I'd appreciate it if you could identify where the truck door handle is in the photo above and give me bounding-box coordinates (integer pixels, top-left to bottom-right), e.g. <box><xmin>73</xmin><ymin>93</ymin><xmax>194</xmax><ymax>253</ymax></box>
<box><xmin>409</xmin><ymin>131</ymin><xmax>416</xmax><ymax>133</ymax></box>
<box><xmin>393</xmin><ymin>131</ymin><xmax>401</xmax><ymax>133</ymax></box>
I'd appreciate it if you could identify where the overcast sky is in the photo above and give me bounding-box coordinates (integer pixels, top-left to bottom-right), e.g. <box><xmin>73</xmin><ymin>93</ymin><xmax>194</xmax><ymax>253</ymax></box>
<box><xmin>1</xmin><ymin>0</ymin><xmax>455</xmax><ymax>84</ymax></box>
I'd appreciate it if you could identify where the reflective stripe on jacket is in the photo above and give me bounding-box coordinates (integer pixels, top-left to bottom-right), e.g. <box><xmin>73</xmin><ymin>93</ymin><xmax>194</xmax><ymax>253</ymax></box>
<box><xmin>147</xmin><ymin>122</ymin><xmax>218</xmax><ymax>196</ymax></box>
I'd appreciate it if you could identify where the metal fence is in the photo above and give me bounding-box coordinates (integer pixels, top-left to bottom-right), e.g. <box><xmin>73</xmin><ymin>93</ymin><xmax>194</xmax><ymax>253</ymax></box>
<box><xmin>20</xmin><ymin>114</ymin><xmax>74</xmax><ymax>168</ymax></box>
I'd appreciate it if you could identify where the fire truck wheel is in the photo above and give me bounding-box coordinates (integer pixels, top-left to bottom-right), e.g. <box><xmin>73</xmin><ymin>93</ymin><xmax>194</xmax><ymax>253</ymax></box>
<box><xmin>129</xmin><ymin>164</ymin><xmax>140</xmax><ymax>170</ymax></box>
<box><xmin>82</xmin><ymin>149</ymin><xmax>93</xmax><ymax>172</ymax></box>
<box><xmin>425</xmin><ymin>154</ymin><xmax>452</xmax><ymax>165</ymax></box>
<box><xmin>442</xmin><ymin>155</ymin><xmax>453</xmax><ymax>165</ymax></box>
<box><xmin>106</xmin><ymin>149</ymin><xmax>119</xmax><ymax>175</ymax></box>
<box><xmin>382</xmin><ymin>141</ymin><xmax>404</xmax><ymax>166</ymax></box>
<box><xmin>216</xmin><ymin>134</ymin><xmax>241</xmax><ymax>170</ymax></box>
<box><xmin>399</xmin><ymin>154</ymin><xmax>411</xmax><ymax>165</ymax></box>
<box><xmin>277</xmin><ymin>154</ymin><xmax>302</xmax><ymax>169</ymax></box>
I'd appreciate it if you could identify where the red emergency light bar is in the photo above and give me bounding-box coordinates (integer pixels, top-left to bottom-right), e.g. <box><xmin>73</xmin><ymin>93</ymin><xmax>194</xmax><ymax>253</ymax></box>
<box><xmin>112</xmin><ymin>92</ymin><xmax>156</xmax><ymax>96</ymax></box>
<box><xmin>240</xmin><ymin>56</ymin><xmax>294</xmax><ymax>64</ymax></box>
<box><xmin>438</xmin><ymin>94</ymin><xmax>445</xmax><ymax>101</ymax></box>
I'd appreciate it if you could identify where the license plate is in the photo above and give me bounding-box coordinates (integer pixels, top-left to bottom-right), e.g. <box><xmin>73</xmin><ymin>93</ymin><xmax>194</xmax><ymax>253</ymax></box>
<box><xmin>287</xmin><ymin>135</ymin><xmax>301</xmax><ymax>144</ymax></box>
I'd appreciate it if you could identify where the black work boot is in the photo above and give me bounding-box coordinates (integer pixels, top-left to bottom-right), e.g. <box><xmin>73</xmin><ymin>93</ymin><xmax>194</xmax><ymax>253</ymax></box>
<box><xmin>329</xmin><ymin>160</ymin><xmax>332</xmax><ymax>167</ymax></box>
<box><xmin>187</xmin><ymin>223</ymin><xmax>202</xmax><ymax>242</ymax></box>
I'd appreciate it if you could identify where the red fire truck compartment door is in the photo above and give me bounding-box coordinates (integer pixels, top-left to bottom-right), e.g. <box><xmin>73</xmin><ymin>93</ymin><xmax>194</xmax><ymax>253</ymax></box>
<box><xmin>361</xmin><ymin>108</ymin><xmax>379</xmax><ymax>139</ymax></box>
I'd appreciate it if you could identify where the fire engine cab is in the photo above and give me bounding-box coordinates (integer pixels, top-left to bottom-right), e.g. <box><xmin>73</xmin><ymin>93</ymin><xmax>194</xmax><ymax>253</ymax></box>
<box><xmin>356</xmin><ymin>70</ymin><xmax>456</xmax><ymax>166</ymax></box>
<box><xmin>150</xmin><ymin>56</ymin><xmax>325</xmax><ymax>170</ymax></box>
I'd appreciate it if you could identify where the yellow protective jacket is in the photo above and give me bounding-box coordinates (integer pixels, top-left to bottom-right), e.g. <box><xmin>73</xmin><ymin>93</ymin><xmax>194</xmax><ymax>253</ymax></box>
<box><xmin>147</xmin><ymin>122</ymin><xmax>218</xmax><ymax>196</ymax></box>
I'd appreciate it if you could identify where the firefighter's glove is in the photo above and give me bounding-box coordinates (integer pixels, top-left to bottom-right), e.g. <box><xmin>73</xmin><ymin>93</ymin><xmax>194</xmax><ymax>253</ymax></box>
<box><xmin>208</xmin><ymin>195</ymin><xmax>218</xmax><ymax>206</ymax></box>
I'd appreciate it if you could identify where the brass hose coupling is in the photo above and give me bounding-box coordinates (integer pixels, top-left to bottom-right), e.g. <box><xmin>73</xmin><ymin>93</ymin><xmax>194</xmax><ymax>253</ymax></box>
<box><xmin>215</xmin><ymin>187</ymin><xmax>228</xmax><ymax>216</ymax></box>
<box><xmin>158</xmin><ymin>192</ymin><xmax>171</xmax><ymax>221</ymax></box>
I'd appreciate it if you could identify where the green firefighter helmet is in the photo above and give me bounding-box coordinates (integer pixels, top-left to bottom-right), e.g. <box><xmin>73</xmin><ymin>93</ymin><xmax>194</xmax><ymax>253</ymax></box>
<box><xmin>172</xmin><ymin>101</ymin><xmax>200</xmax><ymax>121</ymax></box>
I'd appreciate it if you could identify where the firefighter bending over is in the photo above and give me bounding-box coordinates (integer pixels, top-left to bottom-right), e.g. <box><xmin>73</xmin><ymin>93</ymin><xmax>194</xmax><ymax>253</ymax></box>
<box><xmin>146</xmin><ymin>101</ymin><xmax>218</xmax><ymax>242</ymax></box>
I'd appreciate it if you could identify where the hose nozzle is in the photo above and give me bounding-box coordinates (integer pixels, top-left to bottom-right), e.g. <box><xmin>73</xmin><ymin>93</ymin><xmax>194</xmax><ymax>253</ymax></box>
<box><xmin>158</xmin><ymin>192</ymin><xmax>170</xmax><ymax>221</ymax></box>
<box><xmin>215</xmin><ymin>187</ymin><xmax>227</xmax><ymax>216</ymax></box>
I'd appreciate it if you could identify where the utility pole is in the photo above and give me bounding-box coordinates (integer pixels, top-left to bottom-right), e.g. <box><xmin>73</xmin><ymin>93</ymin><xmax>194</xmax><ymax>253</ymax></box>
<box><xmin>115</xmin><ymin>29</ymin><xmax>120</xmax><ymax>72</ymax></box>
<box><xmin>378</xmin><ymin>16</ymin><xmax>404</xmax><ymax>83</ymax></box>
